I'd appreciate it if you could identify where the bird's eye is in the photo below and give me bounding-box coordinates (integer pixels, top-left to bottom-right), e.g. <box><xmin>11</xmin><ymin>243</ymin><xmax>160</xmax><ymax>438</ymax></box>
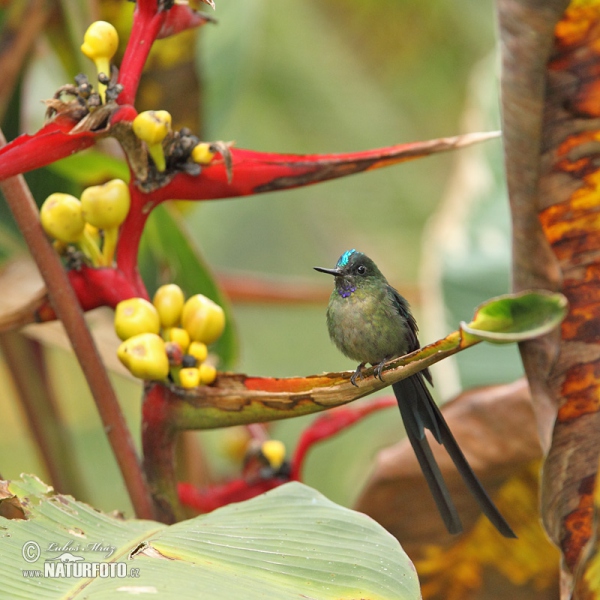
<box><xmin>356</xmin><ymin>265</ymin><xmax>367</xmax><ymax>275</ymax></box>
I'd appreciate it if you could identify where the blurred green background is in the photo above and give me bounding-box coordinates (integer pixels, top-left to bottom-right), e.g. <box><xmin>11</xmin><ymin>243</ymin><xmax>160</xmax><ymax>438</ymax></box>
<box><xmin>0</xmin><ymin>0</ymin><xmax>523</xmax><ymax>517</ymax></box>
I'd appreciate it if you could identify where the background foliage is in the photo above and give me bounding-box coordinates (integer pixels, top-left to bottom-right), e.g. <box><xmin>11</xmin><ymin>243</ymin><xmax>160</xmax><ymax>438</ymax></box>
<box><xmin>0</xmin><ymin>0</ymin><xmax>517</xmax><ymax>527</ymax></box>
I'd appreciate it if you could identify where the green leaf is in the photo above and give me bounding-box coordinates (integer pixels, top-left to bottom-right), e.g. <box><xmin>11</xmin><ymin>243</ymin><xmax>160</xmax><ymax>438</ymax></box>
<box><xmin>1</xmin><ymin>476</ymin><xmax>419</xmax><ymax>599</ymax></box>
<box><xmin>139</xmin><ymin>203</ymin><xmax>238</xmax><ymax>369</ymax></box>
<box><xmin>48</xmin><ymin>150</ymin><xmax>130</xmax><ymax>186</ymax></box>
<box><xmin>460</xmin><ymin>290</ymin><xmax>568</xmax><ymax>343</ymax></box>
<box><xmin>51</xmin><ymin>0</ymin><xmax>93</xmax><ymax>77</ymax></box>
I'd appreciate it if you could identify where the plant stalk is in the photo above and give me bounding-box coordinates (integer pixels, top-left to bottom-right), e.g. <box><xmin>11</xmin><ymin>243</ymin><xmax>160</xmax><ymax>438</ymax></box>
<box><xmin>0</xmin><ymin>129</ymin><xmax>155</xmax><ymax>520</ymax></box>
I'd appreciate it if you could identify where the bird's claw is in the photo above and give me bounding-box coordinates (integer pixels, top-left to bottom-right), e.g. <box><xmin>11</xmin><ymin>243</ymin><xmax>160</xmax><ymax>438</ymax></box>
<box><xmin>350</xmin><ymin>363</ymin><xmax>366</xmax><ymax>387</ymax></box>
<box><xmin>374</xmin><ymin>359</ymin><xmax>388</xmax><ymax>382</ymax></box>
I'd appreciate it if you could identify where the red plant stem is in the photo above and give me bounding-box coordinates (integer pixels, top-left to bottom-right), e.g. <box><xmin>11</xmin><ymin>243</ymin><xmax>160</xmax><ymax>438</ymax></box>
<box><xmin>178</xmin><ymin>479</ymin><xmax>283</xmax><ymax>514</ymax></box>
<box><xmin>0</xmin><ymin>130</ymin><xmax>155</xmax><ymax>520</ymax></box>
<box><xmin>0</xmin><ymin>126</ymin><xmax>95</xmax><ymax>181</ymax></box>
<box><xmin>290</xmin><ymin>397</ymin><xmax>396</xmax><ymax>481</ymax></box>
<box><xmin>115</xmin><ymin>184</ymin><xmax>154</xmax><ymax>289</ymax></box>
<box><xmin>215</xmin><ymin>270</ymin><xmax>421</xmax><ymax>306</ymax></box>
<box><xmin>69</xmin><ymin>266</ymin><xmax>145</xmax><ymax>308</ymax></box>
<box><xmin>117</xmin><ymin>3</ymin><xmax>165</xmax><ymax>106</ymax></box>
<box><xmin>142</xmin><ymin>382</ymin><xmax>186</xmax><ymax>523</ymax></box>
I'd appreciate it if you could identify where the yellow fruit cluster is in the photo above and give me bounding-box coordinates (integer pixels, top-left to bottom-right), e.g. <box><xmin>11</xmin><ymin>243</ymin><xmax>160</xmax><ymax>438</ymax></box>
<box><xmin>40</xmin><ymin>179</ymin><xmax>131</xmax><ymax>267</ymax></box>
<box><xmin>115</xmin><ymin>284</ymin><xmax>225</xmax><ymax>387</ymax></box>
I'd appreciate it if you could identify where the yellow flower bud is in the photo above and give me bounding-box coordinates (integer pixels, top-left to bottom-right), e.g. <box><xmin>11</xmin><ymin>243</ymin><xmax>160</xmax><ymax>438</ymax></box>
<box><xmin>187</xmin><ymin>341</ymin><xmax>208</xmax><ymax>363</ymax></box>
<box><xmin>114</xmin><ymin>297</ymin><xmax>160</xmax><ymax>340</ymax></box>
<box><xmin>81</xmin><ymin>21</ymin><xmax>119</xmax><ymax>64</ymax></box>
<box><xmin>81</xmin><ymin>179</ymin><xmax>131</xmax><ymax>266</ymax></box>
<box><xmin>261</xmin><ymin>440</ymin><xmax>286</xmax><ymax>470</ymax></box>
<box><xmin>163</xmin><ymin>327</ymin><xmax>190</xmax><ymax>352</ymax></box>
<box><xmin>153</xmin><ymin>284</ymin><xmax>185</xmax><ymax>328</ymax></box>
<box><xmin>180</xmin><ymin>367</ymin><xmax>201</xmax><ymax>388</ymax></box>
<box><xmin>132</xmin><ymin>110</ymin><xmax>172</xmax><ymax>172</ymax></box>
<box><xmin>117</xmin><ymin>333</ymin><xmax>169</xmax><ymax>380</ymax></box>
<box><xmin>198</xmin><ymin>363</ymin><xmax>217</xmax><ymax>385</ymax></box>
<box><xmin>81</xmin><ymin>21</ymin><xmax>119</xmax><ymax>102</ymax></box>
<box><xmin>41</xmin><ymin>193</ymin><xmax>85</xmax><ymax>243</ymax></box>
<box><xmin>81</xmin><ymin>179</ymin><xmax>130</xmax><ymax>230</ymax></box>
<box><xmin>191</xmin><ymin>143</ymin><xmax>215</xmax><ymax>165</ymax></box>
<box><xmin>181</xmin><ymin>294</ymin><xmax>225</xmax><ymax>345</ymax></box>
<box><xmin>41</xmin><ymin>193</ymin><xmax>103</xmax><ymax>265</ymax></box>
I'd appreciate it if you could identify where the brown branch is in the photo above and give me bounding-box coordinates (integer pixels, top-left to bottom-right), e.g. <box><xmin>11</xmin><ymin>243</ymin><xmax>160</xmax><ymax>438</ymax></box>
<box><xmin>0</xmin><ymin>332</ymin><xmax>82</xmax><ymax>495</ymax></box>
<box><xmin>0</xmin><ymin>129</ymin><xmax>155</xmax><ymax>520</ymax></box>
<box><xmin>0</xmin><ymin>0</ymin><xmax>51</xmax><ymax>122</ymax></box>
<box><xmin>215</xmin><ymin>270</ymin><xmax>420</xmax><ymax>307</ymax></box>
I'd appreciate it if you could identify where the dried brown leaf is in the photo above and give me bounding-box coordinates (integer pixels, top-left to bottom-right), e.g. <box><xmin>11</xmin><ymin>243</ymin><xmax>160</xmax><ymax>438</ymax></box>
<box><xmin>0</xmin><ymin>255</ymin><xmax>47</xmax><ymax>332</ymax></box>
<box><xmin>354</xmin><ymin>380</ymin><xmax>558</xmax><ymax>599</ymax></box>
<box><xmin>499</xmin><ymin>0</ymin><xmax>600</xmax><ymax>586</ymax></box>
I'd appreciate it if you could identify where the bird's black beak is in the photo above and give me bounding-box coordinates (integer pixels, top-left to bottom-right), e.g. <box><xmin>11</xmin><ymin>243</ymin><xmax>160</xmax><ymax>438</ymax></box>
<box><xmin>314</xmin><ymin>266</ymin><xmax>341</xmax><ymax>276</ymax></box>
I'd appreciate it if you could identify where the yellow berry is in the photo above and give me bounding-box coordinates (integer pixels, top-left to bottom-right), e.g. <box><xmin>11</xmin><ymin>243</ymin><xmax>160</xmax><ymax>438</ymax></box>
<box><xmin>261</xmin><ymin>440</ymin><xmax>286</xmax><ymax>470</ymax></box>
<box><xmin>40</xmin><ymin>193</ymin><xmax>86</xmax><ymax>243</ymax></box>
<box><xmin>198</xmin><ymin>363</ymin><xmax>217</xmax><ymax>385</ymax></box>
<box><xmin>114</xmin><ymin>297</ymin><xmax>160</xmax><ymax>340</ymax></box>
<box><xmin>163</xmin><ymin>327</ymin><xmax>190</xmax><ymax>352</ymax></box>
<box><xmin>81</xmin><ymin>21</ymin><xmax>119</xmax><ymax>63</ymax></box>
<box><xmin>153</xmin><ymin>284</ymin><xmax>185</xmax><ymax>328</ymax></box>
<box><xmin>132</xmin><ymin>110</ymin><xmax>172</xmax><ymax>172</ymax></box>
<box><xmin>187</xmin><ymin>341</ymin><xmax>208</xmax><ymax>363</ymax></box>
<box><xmin>81</xmin><ymin>21</ymin><xmax>118</xmax><ymax>103</ymax></box>
<box><xmin>191</xmin><ymin>143</ymin><xmax>215</xmax><ymax>165</ymax></box>
<box><xmin>117</xmin><ymin>333</ymin><xmax>169</xmax><ymax>380</ymax></box>
<box><xmin>81</xmin><ymin>179</ymin><xmax>131</xmax><ymax>230</ymax></box>
<box><xmin>132</xmin><ymin>110</ymin><xmax>171</xmax><ymax>145</ymax></box>
<box><xmin>180</xmin><ymin>367</ymin><xmax>201</xmax><ymax>388</ymax></box>
<box><xmin>181</xmin><ymin>294</ymin><xmax>225</xmax><ymax>345</ymax></box>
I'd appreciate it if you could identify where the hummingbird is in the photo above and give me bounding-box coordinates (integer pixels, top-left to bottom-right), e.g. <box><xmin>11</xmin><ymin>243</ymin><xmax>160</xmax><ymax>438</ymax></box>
<box><xmin>314</xmin><ymin>249</ymin><xmax>515</xmax><ymax>537</ymax></box>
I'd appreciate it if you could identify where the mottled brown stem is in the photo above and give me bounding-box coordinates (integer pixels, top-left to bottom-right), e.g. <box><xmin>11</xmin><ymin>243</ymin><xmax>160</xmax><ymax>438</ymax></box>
<box><xmin>0</xmin><ymin>129</ymin><xmax>155</xmax><ymax>520</ymax></box>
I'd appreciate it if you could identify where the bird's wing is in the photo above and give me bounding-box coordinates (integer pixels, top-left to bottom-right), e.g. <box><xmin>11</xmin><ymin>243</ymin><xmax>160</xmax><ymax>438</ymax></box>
<box><xmin>389</xmin><ymin>286</ymin><xmax>433</xmax><ymax>385</ymax></box>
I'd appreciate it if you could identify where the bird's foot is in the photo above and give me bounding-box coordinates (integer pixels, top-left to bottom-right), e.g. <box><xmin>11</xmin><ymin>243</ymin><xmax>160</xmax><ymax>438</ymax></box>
<box><xmin>350</xmin><ymin>363</ymin><xmax>367</xmax><ymax>387</ymax></box>
<box><xmin>374</xmin><ymin>358</ymin><xmax>389</xmax><ymax>382</ymax></box>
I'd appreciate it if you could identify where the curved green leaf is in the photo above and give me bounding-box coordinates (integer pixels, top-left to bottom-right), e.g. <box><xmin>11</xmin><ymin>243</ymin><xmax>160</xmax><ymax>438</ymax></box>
<box><xmin>48</xmin><ymin>150</ymin><xmax>130</xmax><ymax>186</ymax></box>
<box><xmin>1</xmin><ymin>475</ymin><xmax>419</xmax><ymax>599</ymax></box>
<box><xmin>461</xmin><ymin>290</ymin><xmax>568</xmax><ymax>343</ymax></box>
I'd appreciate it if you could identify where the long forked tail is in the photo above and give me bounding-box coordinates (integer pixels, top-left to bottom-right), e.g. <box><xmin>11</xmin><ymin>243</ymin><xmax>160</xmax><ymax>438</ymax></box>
<box><xmin>392</xmin><ymin>374</ymin><xmax>516</xmax><ymax>538</ymax></box>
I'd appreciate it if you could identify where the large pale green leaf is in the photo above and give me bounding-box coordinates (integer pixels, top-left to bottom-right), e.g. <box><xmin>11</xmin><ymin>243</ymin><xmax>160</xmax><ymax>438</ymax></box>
<box><xmin>1</xmin><ymin>475</ymin><xmax>419</xmax><ymax>599</ymax></box>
